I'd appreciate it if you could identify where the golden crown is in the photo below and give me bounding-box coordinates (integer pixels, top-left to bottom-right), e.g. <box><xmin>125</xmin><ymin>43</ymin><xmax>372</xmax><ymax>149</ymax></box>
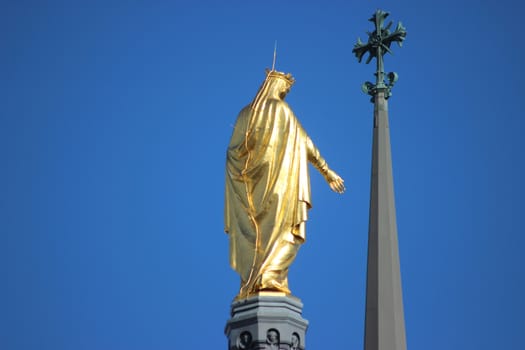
<box><xmin>265</xmin><ymin>68</ymin><xmax>295</xmax><ymax>85</ymax></box>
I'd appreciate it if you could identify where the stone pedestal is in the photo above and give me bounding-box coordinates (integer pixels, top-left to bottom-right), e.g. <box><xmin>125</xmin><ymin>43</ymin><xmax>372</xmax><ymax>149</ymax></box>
<box><xmin>225</xmin><ymin>294</ymin><xmax>309</xmax><ymax>350</ymax></box>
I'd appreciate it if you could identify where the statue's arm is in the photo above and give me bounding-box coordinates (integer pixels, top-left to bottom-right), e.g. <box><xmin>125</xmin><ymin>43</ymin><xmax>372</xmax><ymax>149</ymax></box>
<box><xmin>306</xmin><ymin>136</ymin><xmax>328</xmax><ymax>175</ymax></box>
<box><xmin>306</xmin><ymin>137</ymin><xmax>346</xmax><ymax>194</ymax></box>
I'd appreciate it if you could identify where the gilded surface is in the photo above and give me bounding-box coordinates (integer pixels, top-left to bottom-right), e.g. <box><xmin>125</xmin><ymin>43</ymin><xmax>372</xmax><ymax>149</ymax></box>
<box><xmin>225</xmin><ymin>69</ymin><xmax>344</xmax><ymax>299</ymax></box>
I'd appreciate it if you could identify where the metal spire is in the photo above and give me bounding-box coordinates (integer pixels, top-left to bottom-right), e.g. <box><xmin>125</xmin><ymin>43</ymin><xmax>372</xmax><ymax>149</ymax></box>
<box><xmin>353</xmin><ymin>9</ymin><xmax>408</xmax><ymax>350</ymax></box>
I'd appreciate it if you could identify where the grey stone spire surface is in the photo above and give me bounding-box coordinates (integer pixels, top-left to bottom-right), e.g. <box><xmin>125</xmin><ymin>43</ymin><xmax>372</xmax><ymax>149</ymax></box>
<box><xmin>353</xmin><ymin>10</ymin><xmax>408</xmax><ymax>350</ymax></box>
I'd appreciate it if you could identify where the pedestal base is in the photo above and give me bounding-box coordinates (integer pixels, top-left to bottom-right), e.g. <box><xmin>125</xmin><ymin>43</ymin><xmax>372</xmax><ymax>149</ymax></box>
<box><xmin>225</xmin><ymin>294</ymin><xmax>309</xmax><ymax>350</ymax></box>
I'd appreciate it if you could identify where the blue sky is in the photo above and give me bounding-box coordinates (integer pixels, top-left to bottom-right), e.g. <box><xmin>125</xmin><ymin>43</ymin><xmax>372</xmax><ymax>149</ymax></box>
<box><xmin>1</xmin><ymin>1</ymin><xmax>524</xmax><ymax>349</ymax></box>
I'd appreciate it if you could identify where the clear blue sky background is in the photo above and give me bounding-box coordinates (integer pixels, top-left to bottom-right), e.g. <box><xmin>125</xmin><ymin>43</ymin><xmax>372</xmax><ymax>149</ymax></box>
<box><xmin>2</xmin><ymin>1</ymin><xmax>524</xmax><ymax>349</ymax></box>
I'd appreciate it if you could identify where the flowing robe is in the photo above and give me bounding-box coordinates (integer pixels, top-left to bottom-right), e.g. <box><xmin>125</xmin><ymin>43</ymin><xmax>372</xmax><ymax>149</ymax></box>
<box><xmin>225</xmin><ymin>96</ymin><xmax>325</xmax><ymax>298</ymax></box>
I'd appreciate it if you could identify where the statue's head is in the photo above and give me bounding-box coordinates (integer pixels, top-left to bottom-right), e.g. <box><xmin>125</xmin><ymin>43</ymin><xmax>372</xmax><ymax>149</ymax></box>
<box><xmin>266</xmin><ymin>329</ymin><xmax>279</xmax><ymax>344</ymax></box>
<box><xmin>265</xmin><ymin>68</ymin><xmax>295</xmax><ymax>98</ymax></box>
<box><xmin>251</xmin><ymin>69</ymin><xmax>295</xmax><ymax>110</ymax></box>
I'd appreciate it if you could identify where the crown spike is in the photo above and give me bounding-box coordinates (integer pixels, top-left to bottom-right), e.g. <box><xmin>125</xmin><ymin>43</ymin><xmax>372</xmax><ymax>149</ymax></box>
<box><xmin>272</xmin><ymin>41</ymin><xmax>277</xmax><ymax>71</ymax></box>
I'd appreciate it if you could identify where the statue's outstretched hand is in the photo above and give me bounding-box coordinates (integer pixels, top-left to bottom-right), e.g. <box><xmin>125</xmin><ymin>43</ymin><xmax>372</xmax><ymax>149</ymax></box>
<box><xmin>324</xmin><ymin>169</ymin><xmax>345</xmax><ymax>194</ymax></box>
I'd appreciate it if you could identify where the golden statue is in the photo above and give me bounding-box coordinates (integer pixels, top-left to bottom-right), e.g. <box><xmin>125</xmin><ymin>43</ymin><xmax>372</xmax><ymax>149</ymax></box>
<box><xmin>225</xmin><ymin>69</ymin><xmax>345</xmax><ymax>299</ymax></box>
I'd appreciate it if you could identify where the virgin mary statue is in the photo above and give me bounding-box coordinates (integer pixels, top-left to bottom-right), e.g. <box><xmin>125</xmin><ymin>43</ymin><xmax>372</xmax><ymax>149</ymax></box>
<box><xmin>225</xmin><ymin>69</ymin><xmax>345</xmax><ymax>299</ymax></box>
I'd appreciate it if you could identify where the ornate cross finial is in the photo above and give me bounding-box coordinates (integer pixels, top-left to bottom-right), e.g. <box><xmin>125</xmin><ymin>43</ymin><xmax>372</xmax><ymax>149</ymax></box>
<box><xmin>353</xmin><ymin>9</ymin><xmax>407</xmax><ymax>100</ymax></box>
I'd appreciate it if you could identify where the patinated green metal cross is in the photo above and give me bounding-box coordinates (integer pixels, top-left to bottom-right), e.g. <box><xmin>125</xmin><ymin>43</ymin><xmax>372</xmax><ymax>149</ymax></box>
<box><xmin>353</xmin><ymin>10</ymin><xmax>407</xmax><ymax>99</ymax></box>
